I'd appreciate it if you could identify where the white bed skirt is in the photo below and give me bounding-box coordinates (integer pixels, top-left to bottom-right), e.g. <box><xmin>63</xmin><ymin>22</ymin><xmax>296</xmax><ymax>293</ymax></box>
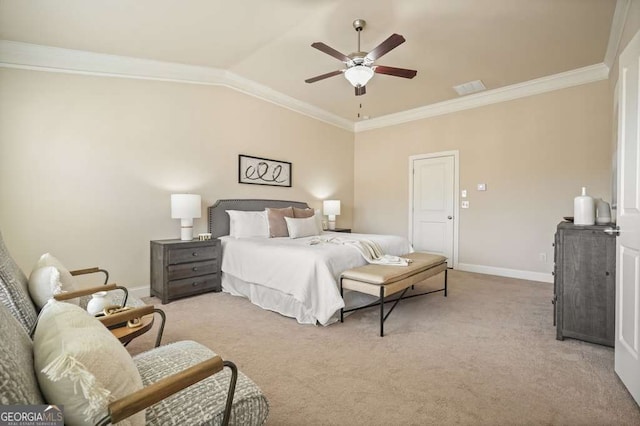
<box><xmin>222</xmin><ymin>272</ymin><xmax>378</xmax><ymax>326</ymax></box>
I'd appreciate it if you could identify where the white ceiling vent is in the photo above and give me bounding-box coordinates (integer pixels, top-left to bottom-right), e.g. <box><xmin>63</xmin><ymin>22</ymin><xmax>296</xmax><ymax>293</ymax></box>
<box><xmin>453</xmin><ymin>80</ymin><xmax>486</xmax><ymax>96</ymax></box>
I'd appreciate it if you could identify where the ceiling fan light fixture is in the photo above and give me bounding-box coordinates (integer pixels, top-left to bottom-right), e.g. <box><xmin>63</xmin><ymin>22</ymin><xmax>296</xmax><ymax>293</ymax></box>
<box><xmin>344</xmin><ymin>65</ymin><xmax>374</xmax><ymax>87</ymax></box>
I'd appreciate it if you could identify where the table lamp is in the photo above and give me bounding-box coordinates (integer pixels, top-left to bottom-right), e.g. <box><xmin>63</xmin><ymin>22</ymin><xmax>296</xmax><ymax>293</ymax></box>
<box><xmin>171</xmin><ymin>194</ymin><xmax>201</xmax><ymax>240</ymax></box>
<box><xmin>323</xmin><ymin>200</ymin><xmax>341</xmax><ymax>230</ymax></box>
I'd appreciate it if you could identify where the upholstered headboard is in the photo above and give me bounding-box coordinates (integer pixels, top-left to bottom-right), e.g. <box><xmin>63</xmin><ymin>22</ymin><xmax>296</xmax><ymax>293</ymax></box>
<box><xmin>208</xmin><ymin>199</ymin><xmax>311</xmax><ymax>238</ymax></box>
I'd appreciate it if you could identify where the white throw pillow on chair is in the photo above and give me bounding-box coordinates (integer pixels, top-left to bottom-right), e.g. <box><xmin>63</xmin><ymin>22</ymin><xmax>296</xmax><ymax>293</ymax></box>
<box><xmin>34</xmin><ymin>253</ymin><xmax>77</xmax><ymax>290</ymax></box>
<box><xmin>28</xmin><ymin>266</ymin><xmax>66</xmax><ymax>310</ymax></box>
<box><xmin>33</xmin><ymin>301</ymin><xmax>144</xmax><ymax>426</ymax></box>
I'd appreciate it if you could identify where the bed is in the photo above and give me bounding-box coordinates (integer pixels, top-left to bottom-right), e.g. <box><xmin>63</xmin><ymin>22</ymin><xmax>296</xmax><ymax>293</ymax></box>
<box><xmin>208</xmin><ymin>199</ymin><xmax>413</xmax><ymax>325</ymax></box>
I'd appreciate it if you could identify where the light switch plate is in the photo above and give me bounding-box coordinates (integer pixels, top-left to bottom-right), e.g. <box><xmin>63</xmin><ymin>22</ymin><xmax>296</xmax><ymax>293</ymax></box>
<box><xmin>461</xmin><ymin>189</ymin><xmax>467</xmax><ymax>198</ymax></box>
<box><xmin>461</xmin><ymin>201</ymin><xmax>469</xmax><ymax>208</ymax></box>
<box><xmin>477</xmin><ymin>183</ymin><xmax>486</xmax><ymax>191</ymax></box>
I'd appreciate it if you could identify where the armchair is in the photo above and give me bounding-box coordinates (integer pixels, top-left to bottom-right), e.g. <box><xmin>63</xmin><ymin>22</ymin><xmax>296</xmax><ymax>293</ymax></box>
<box><xmin>0</xmin><ymin>230</ymin><xmax>164</xmax><ymax>347</ymax></box>
<box><xmin>0</xmin><ymin>231</ymin><xmax>269</xmax><ymax>424</ymax></box>
<box><xmin>0</xmin><ymin>299</ymin><xmax>269</xmax><ymax>425</ymax></box>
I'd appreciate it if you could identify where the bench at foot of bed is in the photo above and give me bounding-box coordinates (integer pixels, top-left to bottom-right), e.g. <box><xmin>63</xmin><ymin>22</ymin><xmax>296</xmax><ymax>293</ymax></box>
<box><xmin>339</xmin><ymin>252</ymin><xmax>448</xmax><ymax>337</ymax></box>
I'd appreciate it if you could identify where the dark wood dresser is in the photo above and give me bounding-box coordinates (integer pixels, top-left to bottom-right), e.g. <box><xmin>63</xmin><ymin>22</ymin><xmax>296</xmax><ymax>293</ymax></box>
<box><xmin>150</xmin><ymin>239</ymin><xmax>221</xmax><ymax>304</ymax></box>
<box><xmin>553</xmin><ymin>222</ymin><xmax>615</xmax><ymax>347</ymax></box>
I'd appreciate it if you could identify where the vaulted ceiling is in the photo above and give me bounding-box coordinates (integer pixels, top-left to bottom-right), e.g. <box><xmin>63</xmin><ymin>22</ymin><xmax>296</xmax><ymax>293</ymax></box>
<box><xmin>0</xmin><ymin>0</ymin><xmax>617</xmax><ymax>123</ymax></box>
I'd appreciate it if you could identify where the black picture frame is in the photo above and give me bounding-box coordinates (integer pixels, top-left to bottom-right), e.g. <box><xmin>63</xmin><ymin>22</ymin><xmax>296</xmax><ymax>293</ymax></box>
<box><xmin>238</xmin><ymin>154</ymin><xmax>292</xmax><ymax>187</ymax></box>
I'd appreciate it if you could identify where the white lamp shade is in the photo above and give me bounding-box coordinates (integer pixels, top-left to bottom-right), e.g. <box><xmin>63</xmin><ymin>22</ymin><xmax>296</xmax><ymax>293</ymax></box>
<box><xmin>171</xmin><ymin>194</ymin><xmax>201</xmax><ymax>219</ymax></box>
<box><xmin>323</xmin><ymin>200</ymin><xmax>341</xmax><ymax>216</ymax></box>
<box><xmin>344</xmin><ymin>66</ymin><xmax>374</xmax><ymax>87</ymax></box>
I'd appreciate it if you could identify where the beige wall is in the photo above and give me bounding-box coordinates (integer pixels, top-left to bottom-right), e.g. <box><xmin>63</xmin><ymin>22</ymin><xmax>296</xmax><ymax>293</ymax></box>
<box><xmin>354</xmin><ymin>80</ymin><xmax>612</xmax><ymax>274</ymax></box>
<box><xmin>0</xmin><ymin>68</ymin><xmax>354</xmax><ymax>290</ymax></box>
<box><xmin>0</xmin><ymin>66</ymin><xmax>616</xmax><ymax>285</ymax></box>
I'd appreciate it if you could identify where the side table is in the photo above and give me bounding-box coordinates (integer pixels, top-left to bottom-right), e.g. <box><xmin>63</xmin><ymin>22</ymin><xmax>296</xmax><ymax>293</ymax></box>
<box><xmin>150</xmin><ymin>238</ymin><xmax>221</xmax><ymax>304</ymax></box>
<box><xmin>110</xmin><ymin>314</ymin><xmax>154</xmax><ymax>345</ymax></box>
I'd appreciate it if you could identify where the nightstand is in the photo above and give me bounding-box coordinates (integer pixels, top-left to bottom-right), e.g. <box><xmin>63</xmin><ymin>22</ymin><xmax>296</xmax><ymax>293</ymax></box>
<box><xmin>150</xmin><ymin>239</ymin><xmax>221</xmax><ymax>304</ymax></box>
<box><xmin>330</xmin><ymin>228</ymin><xmax>352</xmax><ymax>233</ymax></box>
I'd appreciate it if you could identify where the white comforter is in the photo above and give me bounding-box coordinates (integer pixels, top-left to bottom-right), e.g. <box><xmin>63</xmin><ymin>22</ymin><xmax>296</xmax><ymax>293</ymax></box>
<box><xmin>220</xmin><ymin>232</ymin><xmax>413</xmax><ymax>325</ymax></box>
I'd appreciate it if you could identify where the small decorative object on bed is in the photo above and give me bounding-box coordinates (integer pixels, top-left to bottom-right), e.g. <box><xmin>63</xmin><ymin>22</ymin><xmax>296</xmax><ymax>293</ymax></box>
<box><xmin>239</xmin><ymin>154</ymin><xmax>292</xmax><ymax>187</ymax></box>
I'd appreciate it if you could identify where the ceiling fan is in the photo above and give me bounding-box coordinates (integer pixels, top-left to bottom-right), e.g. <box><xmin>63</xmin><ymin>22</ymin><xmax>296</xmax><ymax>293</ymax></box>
<box><xmin>305</xmin><ymin>19</ymin><xmax>417</xmax><ymax>96</ymax></box>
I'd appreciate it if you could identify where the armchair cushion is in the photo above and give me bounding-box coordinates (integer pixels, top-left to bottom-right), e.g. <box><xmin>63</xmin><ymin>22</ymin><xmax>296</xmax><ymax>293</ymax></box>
<box><xmin>134</xmin><ymin>341</ymin><xmax>269</xmax><ymax>426</ymax></box>
<box><xmin>0</xmin><ymin>230</ymin><xmax>38</xmax><ymax>333</ymax></box>
<box><xmin>0</xmin><ymin>298</ymin><xmax>44</xmax><ymax>405</ymax></box>
<box><xmin>34</xmin><ymin>301</ymin><xmax>145</xmax><ymax>426</ymax></box>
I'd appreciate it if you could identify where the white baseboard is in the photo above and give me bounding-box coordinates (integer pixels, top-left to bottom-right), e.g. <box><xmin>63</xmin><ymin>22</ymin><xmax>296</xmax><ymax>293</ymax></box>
<box><xmin>127</xmin><ymin>285</ymin><xmax>150</xmax><ymax>299</ymax></box>
<box><xmin>456</xmin><ymin>263</ymin><xmax>553</xmax><ymax>283</ymax></box>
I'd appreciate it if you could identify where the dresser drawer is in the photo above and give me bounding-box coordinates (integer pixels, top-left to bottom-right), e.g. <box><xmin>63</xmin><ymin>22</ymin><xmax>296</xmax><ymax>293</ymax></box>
<box><xmin>167</xmin><ymin>260</ymin><xmax>218</xmax><ymax>281</ymax></box>
<box><xmin>167</xmin><ymin>274</ymin><xmax>219</xmax><ymax>297</ymax></box>
<box><xmin>168</xmin><ymin>245</ymin><xmax>217</xmax><ymax>264</ymax></box>
<box><xmin>151</xmin><ymin>238</ymin><xmax>221</xmax><ymax>303</ymax></box>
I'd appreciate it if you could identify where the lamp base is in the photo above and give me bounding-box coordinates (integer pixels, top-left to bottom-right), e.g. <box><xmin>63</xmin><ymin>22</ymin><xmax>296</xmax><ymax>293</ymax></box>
<box><xmin>180</xmin><ymin>218</ymin><xmax>194</xmax><ymax>241</ymax></box>
<box><xmin>328</xmin><ymin>215</ymin><xmax>336</xmax><ymax>230</ymax></box>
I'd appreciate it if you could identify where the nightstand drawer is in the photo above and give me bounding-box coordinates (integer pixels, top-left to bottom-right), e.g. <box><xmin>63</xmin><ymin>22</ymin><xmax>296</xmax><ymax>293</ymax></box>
<box><xmin>168</xmin><ymin>245</ymin><xmax>217</xmax><ymax>264</ymax></box>
<box><xmin>167</xmin><ymin>274</ymin><xmax>219</xmax><ymax>297</ymax></box>
<box><xmin>167</xmin><ymin>260</ymin><xmax>218</xmax><ymax>281</ymax></box>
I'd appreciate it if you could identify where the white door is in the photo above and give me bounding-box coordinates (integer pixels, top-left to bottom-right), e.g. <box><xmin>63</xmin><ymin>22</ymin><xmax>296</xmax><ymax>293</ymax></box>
<box><xmin>411</xmin><ymin>154</ymin><xmax>455</xmax><ymax>267</ymax></box>
<box><xmin>616</xmin><ymin>28</ymin><xmax>640</xmax><ymax>405</ymax></box>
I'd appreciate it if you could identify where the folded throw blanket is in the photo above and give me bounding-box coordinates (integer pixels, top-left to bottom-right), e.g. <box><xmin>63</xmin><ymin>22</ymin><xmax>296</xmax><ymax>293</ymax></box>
<box><xmin>309</xmin><ymin>236</ymin><xmax>412</xmax><ymax>266</ymax></box>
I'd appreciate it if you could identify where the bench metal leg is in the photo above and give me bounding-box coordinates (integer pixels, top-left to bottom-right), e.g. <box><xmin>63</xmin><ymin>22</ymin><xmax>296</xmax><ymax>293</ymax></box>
<box><xmin>341</xmin><ymin>266</ymin><xmax>448</xmax><ymax>337</ymax></box>
<box><xmin>340</xmin><ymin>277</ymin><xmax>344</xmax><ymax>323</ymax></box>
<box><xmin>380</xmin><ymin>287</ymin><xmax>384</xmax><ymax>337</ymax></box>
<box><xmin>444</xmin><ymin>269</ymin><xmax>448</xmax><ymax>297</ymax></box>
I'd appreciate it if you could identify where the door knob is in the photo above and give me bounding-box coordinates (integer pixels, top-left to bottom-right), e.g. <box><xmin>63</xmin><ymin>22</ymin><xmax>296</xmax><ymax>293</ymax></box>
<box><xmin>447</xmin><ymin>216</ymin><xmax>453</xmax><ymax>220</ymax></box>
<box><xmin>603</xmin><ymin>226</ymin><xmax>620</xmax><ymax>236</ymax></box>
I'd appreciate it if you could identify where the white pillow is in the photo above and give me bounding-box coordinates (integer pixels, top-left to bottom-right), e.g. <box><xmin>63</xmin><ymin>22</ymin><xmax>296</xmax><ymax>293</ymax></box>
<box><xmin>28</xmin><ymin>266</ymin><xmax>64</xmax><ymax>310</ymax></box>
<box><xmin>34</xmin><ymin>301</ymin><xmax>144</xmax><ymax>426</ymax></box>
<box><xmin>227</xmin><ymin>210</ymin><xmax>269</xmax><ymax>238</ymax></box>
<box><xmin>285</xmin><ymin>216</ymin><xmax>321</xmax><ymax>239</ymax></box>
<box><xmin>314</xmin><ymin>209</ymin><xmax>323</xmax><ymax>233</ymax></box>
<box><xmin>35</xmin><ymin>253</ymin><xmax>77</xmax><ymax>290</ymax></box>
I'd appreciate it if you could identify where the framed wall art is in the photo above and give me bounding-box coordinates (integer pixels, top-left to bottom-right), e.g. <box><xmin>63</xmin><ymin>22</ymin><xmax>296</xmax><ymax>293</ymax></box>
<box><xmin>238</xmin><ymin>154</ymin><xmax>292</xmax><ymax>187</ymax></box>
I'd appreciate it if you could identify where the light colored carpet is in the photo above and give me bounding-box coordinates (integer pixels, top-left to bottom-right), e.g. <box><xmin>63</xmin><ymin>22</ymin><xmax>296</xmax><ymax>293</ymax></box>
<box><xmin>128</xmin><ymin>270</ymin><xmax>640</xmax><ymax>425</ymax></box>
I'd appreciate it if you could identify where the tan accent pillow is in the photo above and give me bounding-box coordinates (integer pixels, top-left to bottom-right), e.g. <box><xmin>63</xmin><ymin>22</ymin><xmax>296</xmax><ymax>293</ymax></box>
<box><xmin>293</xmin><ymin>207</ymin><xmax>314</xmax><ymax>218</ymax></box>
<box><xmin>34</xmin><ymin>301</ymin><xmax>144</xmax><ymax>426</ymax></box>
<box><xmin>266</xmin><ymin>207</ymin><xmax>294</xmax><ymax>237</ymax></box>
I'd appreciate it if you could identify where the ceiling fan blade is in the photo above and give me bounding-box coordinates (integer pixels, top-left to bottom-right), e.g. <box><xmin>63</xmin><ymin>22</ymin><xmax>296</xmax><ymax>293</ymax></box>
<box><xmin>374</xmin><ymin>65</ymin><xmax>417</xmax><ymax>79</ymax></box>
<box><xmin>365</xmin><ymin>34</ymin><xmax>406</xmax><ymax>61</ymax></box>
<box><xmin>311</xmin><ymin>42</ymin><xmax>351</xmax><ymax>63</ymax></box>
<box><xmin>305</xmin><ymin>70</ymin><xmax>344</xmax><ymax>83</ymax></box>
<box><xmin>355</xmin><ymin>85</ymin><xmax>366</xmax><ymax>96</ymax></box>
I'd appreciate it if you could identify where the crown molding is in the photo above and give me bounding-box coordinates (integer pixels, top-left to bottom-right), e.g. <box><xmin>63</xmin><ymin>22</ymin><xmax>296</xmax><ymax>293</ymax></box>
<box><xmin>0</xmin><ymin>40</ymin><xmax>610</xmax><ymax>134</ymax></box>
<box><xmin>354</xmin><ymin>63</ymin><xmax>610</xmax><ymax>132</ymax></box>
<box><xmin>604</xmin><ymin>0</ymin><xmax>631</xmax><ymax>70</ymax></box>
<box><xmin>0</xmin><ymin>40</ymin><xmax>354</xmax><ymax>132</ymax></box>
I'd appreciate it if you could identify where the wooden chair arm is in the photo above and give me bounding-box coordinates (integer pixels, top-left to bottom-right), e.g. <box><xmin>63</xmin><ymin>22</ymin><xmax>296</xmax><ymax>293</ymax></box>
<box><xmin>98</xmin><ymin>305</ymin><xmax>155</xmax><ymax>328</ymax></box>
<box><xmin>54</xmin><ymin>283</ymin><xmax>118</xmax><ymax>300</ymax></box>
<box><xmin>69</xmin><ymin>267</ymin><xmax>109</xmax><ymax>285</ymax></box>
<box><xmin>107</xmin><ymin>356</ymin><xmax>226</xmax><ymax>424</ymax></box>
